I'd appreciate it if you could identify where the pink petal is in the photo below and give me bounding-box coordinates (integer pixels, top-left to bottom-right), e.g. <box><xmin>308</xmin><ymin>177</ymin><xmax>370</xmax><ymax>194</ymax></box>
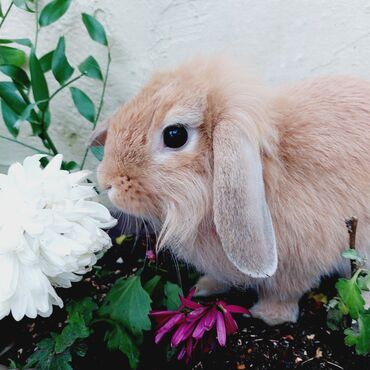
<box><xmin>223</xmin><ymin>310</ymin><xmax>238</xmax><ymax>335</ymax></box>
<box><xmin>187</xmin><ymin>306</ymin><xmax>208</xmax><ymax>321</ymax></box>
<box><xmin>186</xmin><ymin>337</ymin><xmax>194</xmax><ymax>359</ymax></box>
<box><xmin>186</xmin><ymin>287</ymin><xmax>197</xmax><ymax>299</ymax></box>
<box><xmin>150</xmin><ymin>310</ymin><xmax>178</xmax><ymax>327</ymax></box>
<box><xmin>179</xmin><ymin>296</ymin><xmax>202</xmax><ymax>310</ymax></box>
<box><xmin>224</xmin><ymin>304</ymin><xmax>251</xmax><ymax>315</ymax></box>
<box><xmin>216</xmin><ymin>311</ymin><xmax>226</xmax><ymax>346</ymax></box>
<box><xmin>204</xmin><ymin>306</ymin><xmax>217</xmax><ymax>330</ymax></box>
<box><xmin>155</xmin><ymin>313</ymin><xmax>185</xmax><ymax>344</ymax></box>
<box><xmin>177</xmin><ymin>346</ymin><xmax>186</xmax><ymax>360</ymax></box>
<box><xmin>192</xmin><ymin>307</ymin><xmax>217</xmax><ymax>340</ymax></box>
<box><xmin>171</xmin><ymin>320</ymin><xmax>197</xmax><ymax>347</ymax></box>
<box><xmin>146</xmin><ymin>250</ymin><xmax>156</xmax><ymax>262</ymax></box>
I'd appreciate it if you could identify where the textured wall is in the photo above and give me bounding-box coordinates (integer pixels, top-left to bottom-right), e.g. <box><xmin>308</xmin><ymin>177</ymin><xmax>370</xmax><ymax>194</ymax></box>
<box><xmin>1</xmin><ymin>0</ymin><xmax>370</xmax><ymax>173</ymax></box>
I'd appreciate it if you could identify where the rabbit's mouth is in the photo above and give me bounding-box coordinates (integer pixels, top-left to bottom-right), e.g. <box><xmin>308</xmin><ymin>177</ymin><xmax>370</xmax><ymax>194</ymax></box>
<box><xmin>107</xmin><ymin>184</ymin><xmax>159</xmax><ymax>221</ymax></box>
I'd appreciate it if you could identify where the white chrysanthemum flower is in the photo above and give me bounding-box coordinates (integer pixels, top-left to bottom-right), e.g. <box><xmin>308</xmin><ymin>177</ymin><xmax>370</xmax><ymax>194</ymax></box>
<box><xmin>0</xmin><ymin>154</ymin><xmax>117</xmax><ymax>321</ymax></box>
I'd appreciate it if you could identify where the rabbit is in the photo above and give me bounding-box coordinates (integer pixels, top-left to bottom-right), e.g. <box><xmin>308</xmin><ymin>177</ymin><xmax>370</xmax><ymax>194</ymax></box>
<box><xmin>92</xmin><ymin>57</ymin><xmax>370</xmax><ymax>325</ymax></box>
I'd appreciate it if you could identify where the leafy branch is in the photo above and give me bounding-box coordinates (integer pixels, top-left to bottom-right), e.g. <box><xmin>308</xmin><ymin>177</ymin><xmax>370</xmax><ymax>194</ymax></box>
<box><xmin>0</xmin><ymin>0</ymin><xmax>111</xmax><ymax>170</ymax></box>
<box><xmin>327</xmin><ymin>217</ymin><xmax>370</xmax><ymax>355</ymax></box>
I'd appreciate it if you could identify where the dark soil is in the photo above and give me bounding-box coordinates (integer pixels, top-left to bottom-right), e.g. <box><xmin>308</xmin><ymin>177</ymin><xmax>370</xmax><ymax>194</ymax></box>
<box><xmin>1</xmin><ymin>221</ymin><xmax>369</xmax><ymax>370</ymax></box>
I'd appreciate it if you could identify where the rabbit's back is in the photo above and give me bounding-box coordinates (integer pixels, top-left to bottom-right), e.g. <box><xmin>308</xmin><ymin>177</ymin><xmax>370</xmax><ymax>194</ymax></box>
<box><xmin>264</xmin><ymin>76</ymin><xmax>370</xmax><ymax>298</ymax></box>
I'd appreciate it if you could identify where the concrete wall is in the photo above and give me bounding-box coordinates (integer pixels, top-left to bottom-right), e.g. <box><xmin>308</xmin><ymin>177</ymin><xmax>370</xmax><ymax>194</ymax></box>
<box><xmin>2</xmin><ymin>0</ymin><xmax>370</xmax><ymax>173</ymax></box>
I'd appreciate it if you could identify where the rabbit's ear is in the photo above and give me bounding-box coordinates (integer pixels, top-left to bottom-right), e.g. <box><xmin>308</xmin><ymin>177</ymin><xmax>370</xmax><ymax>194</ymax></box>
<box><xmin>213</xmin><ymin>122</ymin><xmax>277</xmax><ymax>278</ymax></box>
<box><xmin>88</xmin><ymin>119</ymin><xmax>109</xmax><ymax>147</ymax></box>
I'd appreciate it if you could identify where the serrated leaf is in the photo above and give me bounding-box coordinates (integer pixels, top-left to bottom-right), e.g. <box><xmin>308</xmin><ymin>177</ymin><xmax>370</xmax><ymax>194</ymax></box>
<box><xmin>342</xmin><ymin>249</ymin><xmax>365</xmax><ymax>264</ymax></box>
<box><xmin>54</xmin><ymin>298</ymin><xmax>97</xmax><ymax>353</ymax></box>
<box><xmin>143</xmin><ymin>275</ymin><xmax>161</xmax><ymax>296</ymax></box>
<box><xmin>0</xmin><ymin>46</ymin><xmax>26</xmax><ymax>67</ymax></box>
<box><xmin>52</xmin><ymin>37</ymin><xmax>74</xmax><ymax>84</ymax></box>
<box><xmin>100</xmin><ymin>276</ymin><xmax>152</xmax><ymax>339</ymax></box>
<box><xmin>105</xmin><ymin>324</ymin><xmax>140</xmax><ymax>369</ymax></box>
<box><xmin>82</xmin><ymin>13</ymin><xmax>108</xmax><ymax>46</ymax></box>
<box><xmin>90</xmin><ymin>145</ymin><xmax>104</xmax><ymax>161</ymax></box>
<box><xmin>336</xmin><ymin>277</ymin><xmax>365</xmax><ymax>319</ymax></box>
<box><xmin>26</xmin><ymin>338</ymin><xmax>73</xmax><ymax>370</ymax></box>
<box><xmin>358</xmin><ymin>274</ymin><xmax>370</xmax><ymax>291</ymax></box>
<box><xmin>39</xmin><ymin>0</ymin><xmax>72</xmax><ymax>27</ymax></box>
<box><xmin>344</xmin><ymin>312</ymin><xmax>370</xmax><ymax>355</ymax></box>
<box><xmin>30</xmin><ymin>51</ymin><xmax>49</xmax><ymax>111</ymax></box>
<box><xmin>0</xmin><ymin>65</ymin><xmax>30</xmax><ymax>87</ymax></box>
<box><xmin>1</xmin><ymin>100</ymin><xmax>19</xmax><ymax>137</ymax></box>
<box><xmin>40</xmin><ymin>50</ymin><xmax>54</xmax><ymax>72</ymax></box>
<box><xmin>327</xmin><ymin>305</ymin><xmax>344</xmax><ymax>331</ymax></box>
<box><xmin>70</xmin><ymin>87</ymin><xmax>95</xmax><ymax>123</ymax></box>
<box><xmin>78</xmin><ymin>56</ymin><xmax>103</xmax><ymax>80</ymax></box>
<box><xmin>164</xmin><ymin>281</ymin><xmax>183</xmax><ymax>310</ymax></box>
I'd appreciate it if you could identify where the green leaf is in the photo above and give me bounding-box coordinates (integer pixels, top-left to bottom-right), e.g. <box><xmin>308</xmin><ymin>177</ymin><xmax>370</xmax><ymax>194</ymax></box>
<box><xmin>78</xmin><ymin>56</ymin><xmax>103</xmax><ymax>80</ymax></box>
<box><xmin>358</xmin><ymin>274</ymin><xmax>370</xmax><ymax>291</ymax></box>
<box><xmin>40</xmin><ymin>50</ymin><xmax>55</xmax><ymax>72</ymax></box>
<box><xmin>0</xmin><ymin>65</ymin><xmax>30</xmax><ymax>87</ymax></box>
<box><xmin>344</xmin><ymin>312</ymin><xmax>370</xmax><ymax>355</ymax></box>
<box><xmin>39</xmin><ymin>0</ymin><xmax>72</xmax><ymax>27</ymax></box>
<box><xmin>0</xmin><ymin>3</ymin><xmax>3</xmax><ymax>18</ymax></box>
<box><xmin>62</xmin><ymin>160</ymin><xmax>79</xmax><ymax>171</ymax></box>
<box><xmin>26</xmin><ymin>337</ymin><xmax>73</xmax><ymax>370</ymax></box>
<box><xmin>342</xmin><ymin>249</ymin><xmax>365</xmax><ymax>264</ymax></box>
<box><xmin>82</xmin><ymin>13</ymin><xmax>108</xmax><ymax>46</ymax></box>
<box><xmin>1</xmin><ymin>100</ymin><xmax>19</xmax><ymax>137</ymax></box>
<box><xmin>30</xmin><ymin>51</ymin><xmax>50</xmax><ymax>111</ymax></box>
<box><xmin>0</xmin><ymin>81</ymin><xmax>27</xmax><ymax>114</ymax></box>
<box><xmin>13</xmin><ymin>0</ymin><xmax>35</xmax><ymax>12</ymax></box>
<box><xmin>164</xmin><ymin>281</ymin><xmax>183</xmax><ymax>310</ymax></box>
<box><xmin>105</xmin><ymin>324</ymin><xmax>140</xmax><ymax>369</ymax></box>
<box><xmin>100</xmin><ymin>276</ymin><xmax>152</xmax><ymax>339</ymax></box>
<box><xmin>70</xmin><ymin>87</ymin><xmax>95</xmax><ymax>123</ymax></box>
<box><xmin>52</xmin><ymin>37</ymin><xmax>74</xmax><ymax>84</ymax></box>
<box><xmin>90</xmin><ymin>145</ymin><xmax>104</xmax><ymax>161</ymax></box>
<box><xmin>54</xmin><ymin>298</ymin><xmax>97</xmax><ymax>353</ymax></box>
<box><xmin>336</xmin><ymin>276</ymin><xmax>365</xmax><ymax>319</ymax></box>
<box><xmin>0</xmin><ymin>38</ymin><xmax>32</xmax><ymax>47</ymax></box>
<box><xmin>327</xmin><ymin>305</ymin><xmax>344</xmax><ymax>330</ymax></box>
<box><xmin>143</xmin><ymin>275</ymin><xmax>161</xmax><ymax>296</ymax></box>
<box><xmin>0</xmin><ymin>46</ymin><xmax>26</xmax><ymax>67</ymax></box>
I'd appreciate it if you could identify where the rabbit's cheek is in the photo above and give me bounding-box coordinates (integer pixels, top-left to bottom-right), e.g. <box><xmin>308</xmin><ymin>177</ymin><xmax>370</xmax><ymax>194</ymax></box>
<box><xmin>108</xmin><ymin>179</ymin><xmax>157</xmax><ymax>218</ymax></box>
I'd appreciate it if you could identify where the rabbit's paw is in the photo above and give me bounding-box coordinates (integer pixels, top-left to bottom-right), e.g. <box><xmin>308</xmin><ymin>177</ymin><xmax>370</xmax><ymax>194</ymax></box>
<box><xmin>250</xmin><ymin>298</ymin><xmax>299</xmax><ymax>325</ymax></box>
<box><xmin>194</xmin><ymin>275</ymin><xmax>230</xmax><ymax>297</ymax></box>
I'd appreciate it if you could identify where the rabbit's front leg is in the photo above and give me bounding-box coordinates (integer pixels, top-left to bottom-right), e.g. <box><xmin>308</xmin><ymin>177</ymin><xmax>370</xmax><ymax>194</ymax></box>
<box><xmin>250</xmin><ymin>294</ymin><xmax>300</xmax><ymax>325</ymax></box>
<box><xmin>194</xmin><ymin>275</ymin><xmax>230</xmax><ymax>297</ymax></box>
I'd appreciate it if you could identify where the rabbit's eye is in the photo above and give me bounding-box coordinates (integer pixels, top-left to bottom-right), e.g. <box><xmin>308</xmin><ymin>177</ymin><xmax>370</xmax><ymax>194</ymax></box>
<box><xmin>163</xmin><ymin>125</ymin><xmax>188</xmax><ymax>148</ymax></box>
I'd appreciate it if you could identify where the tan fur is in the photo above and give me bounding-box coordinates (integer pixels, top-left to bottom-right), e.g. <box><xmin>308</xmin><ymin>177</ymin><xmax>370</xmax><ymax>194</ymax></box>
<box><xmin>96</xmin><ymin>57</ymin><xmax>370</xmax><ymax>325</ymax></box>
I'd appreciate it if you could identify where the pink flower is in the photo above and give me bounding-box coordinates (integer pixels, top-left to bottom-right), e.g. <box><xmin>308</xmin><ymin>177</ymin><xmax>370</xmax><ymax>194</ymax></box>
<box><xmin>146</xmin><ymin>249</ymin><xmax>156</xmax><ymax>262</ymax></box>
<box><xmin>150</xmin><ymin>288</ymin><xmax>250</xmax><ymax>362</ymax></box>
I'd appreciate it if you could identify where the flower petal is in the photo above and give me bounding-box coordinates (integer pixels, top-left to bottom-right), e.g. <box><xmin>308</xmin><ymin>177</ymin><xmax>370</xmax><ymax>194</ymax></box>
<box><xmin>216</xmin><ymin>311</ymin><xmax>226</xmax><ymax>346</ymax></box>
<box><xmin>223</xmin><ymin>310</ymin><xmax>238</xmax><ymax>335</ymax></box>
<box><xmin>224</xmin><ymin>304</ymin><xmax>251</xmax><ymax>315</ymax></box>
<box><xmin>155</xmin><ymin>313</ymin><xmax>185</xmax><ymax>344</ymax></box>
<box><xmin>171</xmin><ymin>320</ymin><xmax>197</xmax><ymax>347</ymax></box>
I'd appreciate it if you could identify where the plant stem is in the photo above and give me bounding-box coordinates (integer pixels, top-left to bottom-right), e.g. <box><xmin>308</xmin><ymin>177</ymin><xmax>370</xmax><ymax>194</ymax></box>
<box><xmin>34</xmin><ymin>0</ymin><xmax>39</xmax><ymax>50</ymax></box>
<box><xmin>0</xmin><ymin>1</ymin><xmax>14</xmax><ymax>30</ymax></box>
<box><xmin>346</xmin><ymin>217</ymin><xmax>358</xmax><ymax>274</ymax></box>
<box><xmin>42</xmin><ymin>131</ymin><xmax>58</xmax><ymax>155</ymax></box>
<box><xmin>49</xmin><ymin>73</ymin><xmax>84</xmax><ymax>102</ymax></box>
<box><xmin>0</xmin><ymin>134</ymin><xmax>50</xmax><ymax>155</ymax></box>
<box><xmin>80</xmin><ymin>49</ymin><xmax>111</xmax><ymax>170</ymax></box>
